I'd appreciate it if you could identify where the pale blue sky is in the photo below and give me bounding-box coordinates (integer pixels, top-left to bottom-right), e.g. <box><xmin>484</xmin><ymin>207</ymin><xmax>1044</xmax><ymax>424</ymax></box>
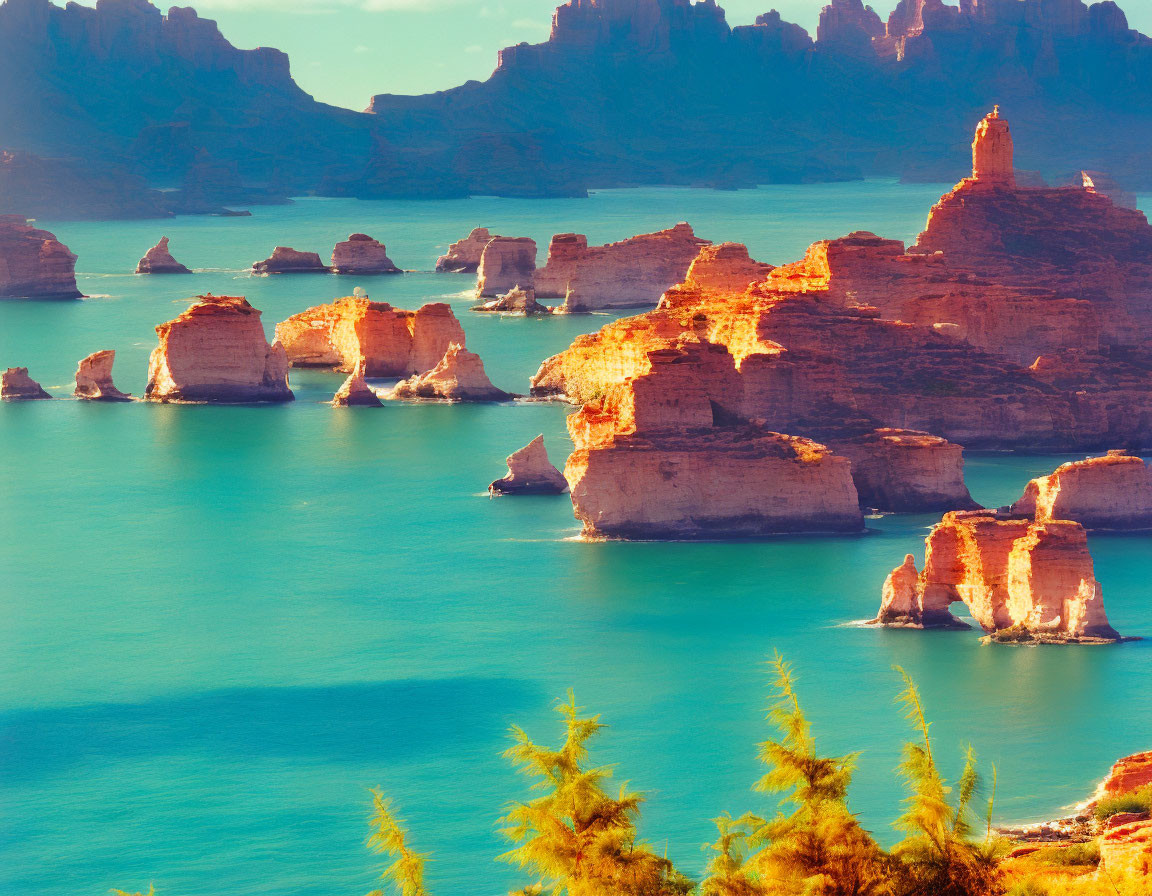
<box><xmin>86</xmin><ymin>0</ymin><xmax>1152</xmax><ymax>110</ymax></box>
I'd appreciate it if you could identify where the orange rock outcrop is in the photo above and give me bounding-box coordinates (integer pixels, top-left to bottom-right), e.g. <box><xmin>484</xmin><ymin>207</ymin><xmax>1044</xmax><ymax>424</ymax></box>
<box><xmin>144</xmin><ymin>295</ymin><xmax>293</xmax><ymax>403</ymax></box>
<box><xmin>252</xmin><ymin>246</ymin><xmax>327</xmax><ymax>274</ymax></box>
<box><xmin>970</xmin><ymin>106</ymin><xmax>1015</xmax><ymax>187</ymax></box>
<box><xmin>275</xmin><ymin>298</ymin><xmax>465</xmax><ymax>377</ymax></box>
<box><xmin>436</xmin><ymin>227</ymin><xmax>499</xmax><ymax>273</ymax></box>
<box><xmin>135</xmin><ymin>237</ymin><xmax>191</xmax><ymax>274</ymax></box>
<box><xmin>1100</xmin><ymin>752</ymin><xmax>1152</xmax><ymax>799</ymax></box>
<box><xmin>476</xmin><ymin>236</ymin><xmax>537</xmax><ymax>297</ymax></box>
<box><xmin>681</xmin><ymin>242</ymin><xmax>775</xmax><ymax>294</ymax></box>
<box><xmin>1</xmin><ymin>366</ymin><xmax>51</xmax><ymax>400</ymax></box>
<box><xmin>472</xmin><ymin>285</ymin><xmax>552</xmax><ymax>315</ymax></box>
<box><xmin>1011</xmin><ymin>452</ymin><xmax>1152</xmax><ymax>530</ymax></box>
<box><xmin>388</xmin><ymin>344</ymin><xmax>513</xmax><ymax>402</ymax></box>
<box><xmin>331</xmin><ymin>359</ymin><xmax>382</xmax><ymax>407</ymax></box>
<box><xmin>0</xmin><ymin>215</ymin><xmax>82</xmax><ymax>299</ymax></box>
<box><xmin>331</xmin><ymin>233</ymin><xmax>400</xmax><ymax>275</ymax></box>
<box><xmin>489</xmin><ymin>435</ymin><xmax>568</xmax><ymax>495</ymax></box>
<box><xmin>872</xmin><ymin>510</ymin><xmax>1121</xmax><ymax>643</ymax></box>
<box><xmin>74</xmin><ymin>350</ymin><xmax>131</xmax><ymax>401</ymax></box>
<box><xmin>535</xmin><ymin>223</ymin><xmax>711</xmax><ymax>312</ymax></box>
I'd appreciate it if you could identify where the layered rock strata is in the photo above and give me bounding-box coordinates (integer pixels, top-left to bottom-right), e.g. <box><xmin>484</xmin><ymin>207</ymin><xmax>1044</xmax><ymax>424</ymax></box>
<box><xmin>275</xmin><ymin>298</ymin><xmax>465</xmax><ymax>377</ymax></box>
<box><xmin>476</xmin><ymin>237</ymin><xmax>536</xmax><ymax>297</ymax></box>
<box><xmin>1</xmin><ymin>367</ymin><xmax>51</xmax><ymax>400</ymax></box>
<box><xmin>74</xmin><ymin>350</ymin><xmax>132</xmax><ymax>401</ymax></box>
<box><xmin>872</xmin><ymin>511</ymin><xmax>1121</xmax><ymax>643</ymax></box>
<box><xmin>1011</xmin><ymin>452</ymin><xmax>1152</xmax><ymax>530</ymax></box>
<box><xmin>471</xmin><ymin>286</ymin><xmax>552</xmax><ymax>315</ymax></box>
<box><xmin>682</xmin><ymin>242</ymin><xmax>775</xmax><ymax>294</ymax></box>
<box><xmin>564</xmin><ymin>340</ymin><xmax>864</xmax><ymax>539</ymax></box>
<box><xmin>252</xmin><ymin>247</ymin><xmax>328</xmax><ymax>274</ymax></box>
<box><xmin>388</xmin><ymin>344</ymin><xmax>513</xmax><ymax>402</ymax></box>
<box><xmin>330</xmin><ymin>234</ymin><xmax>401</xmax><ymax>275</ymax></box>
<box><xmin>144</xmin><ymin>295</ymin><xmax>293</xmax><ymax>403</ymax></box>
<box><xmin>436</xmin><ymin>228</ymin><xmax>498</xmax><ymax>273</ymax></box>
<box><xmin>135</xmin><ymin>237</ymin><xmax>191</xmax><ymax>274</ymax></box>
<box><xmin>535</xmin><ymin>223</ymin><xmax>711</xmax><ymax>312</ymax></box>
<box><xmin>331</xmin><ymin>359</ymin><xmax>382</xmax><ymax>407</ymax></box>
<box><xmin>489</xmin><ymin>435</ymin><xmax>568</xmax><ymax>495</ymax></box>
<box><xmin>0</xmin><ymin>216</ymin><xmax>82</xmax><ymax>298</ymax></box>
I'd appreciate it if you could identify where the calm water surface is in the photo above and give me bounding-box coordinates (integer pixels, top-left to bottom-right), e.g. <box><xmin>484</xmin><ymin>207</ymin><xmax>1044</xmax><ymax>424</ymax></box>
<box><xmin>1</xmin><ymin>184</ymin><xmax>1150</xmax><ymax>896</ymax></box>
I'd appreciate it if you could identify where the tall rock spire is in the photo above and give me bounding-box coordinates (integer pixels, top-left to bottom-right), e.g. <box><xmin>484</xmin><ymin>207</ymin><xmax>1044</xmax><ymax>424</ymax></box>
<box><xmin>971</xmin><ymin>106</ymin><xmax>1015</xmax><ymax>186</ymax></box>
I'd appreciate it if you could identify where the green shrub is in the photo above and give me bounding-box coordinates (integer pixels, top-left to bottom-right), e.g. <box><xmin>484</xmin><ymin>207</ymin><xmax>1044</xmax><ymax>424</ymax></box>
<box><xmin>1092</xmin><ymin>784</ymin><xmax>1152</xmax><ymax>821</ymax></box>
<box><xmin>1030</xmin><ymin>841</ymin><xmax>1100</xmax><ymax>867</ymax></box>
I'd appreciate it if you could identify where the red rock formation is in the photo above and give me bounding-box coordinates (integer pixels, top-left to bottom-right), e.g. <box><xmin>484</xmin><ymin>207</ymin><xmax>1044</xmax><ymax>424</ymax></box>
<box><xmin>476</xmin><ymin>236</ymin><xmax>536</xmax><ymax>297</ymax></box>
<box><xmin>1077</xmin><ymin>170</ymin><xmax>1139</xmax><ymax>210</ymax></box>
<box><xmin>436</xmin><ymin>227</ymin><xmax>499</xmax><ymax>273</ymax></box>
<box><xmin>0</xmin><ymin>215</ymin><xmax>82</xmax><ymax>299</ymax></box>
<box><xmin>472</xmin><ymin>286</ymin><xmax>552</xmax><ymax>315</ymax></box>
<box><xmin>388</xmin><ymin>344</ymin><xmax>513</xmax><ymax>402</ymax></box>
<box><xmin>1011</xmin><ymin>451</ymin><xmax>1152</xmax><ymax>530</ymax></box>
<box><xmin>817</xmin><ymin>0</ymin><xmax>885</xmax><ymax>49</ymax></box>
<box><xmin>970</xmin><ymin>106</ymin><xmax>1015</xmax><ymax>187</ymax></box>
<box><xmin>535</xmin><ymin>223</ymin><xmax>711</xmax><ymax>312</ymax></box>
<box><xmin>331</xmin><ymin>359</ymin><xmax>382</xmax><ymax>407</ymax></box>
<box><xmin>74</xmin><ymin>350</ymin><xmax>131</xmax><ymax>401</ymax></box>
<box><xmin>275</xmin><ymin>298</ymin><xmax>465</xmax><ymax>377</ymax></box>
<box><xmin>872</xmin><ymin>510</ymin><xmax>1121</xmax><ymax>642</ymax></box>
<box><xmin>1100</xmin><ymin>752</ymin><xmax>1152</xmax><ymax>799</ymax></box>
<box><xmin>489</xmin><ymin>435</ymin><xmax>568</xmax><ymax>495</ymax></box>
<box><xmin>1099</xmin><ymin>820</ymin><xmax>1152</xmax><ymax>882</ymax></box>
<box><xmin>330</xmin><ymin>233</ymin><xmax>400</xmax><ymax>275</ymax></box>
<box><xmin>1</xmin><ymin>366</ymin><xmax>51</xmax><ymax>400</ymax></box>
<box><xmin>252</xmin><ymin>246</ymin><xmax>328</xmax><ymax>274</ymax></box>
<box><xmin>135</xmin><ymin>236</ymin><xmax>191</xmax><ymax>274</ymax></box>
<box><xmin>681</xmin><ymin>242</ymin><xmax>774</xmax><ymax>294</ymax></box>
<box><xmin>144</xmin><ymin>295</ymin><xmax>293</xmax><ymax>403</ymax></box>
<box><xmin>829</xmin><ymin>428</ymin><xmax>980</xmax><ymax>512</ymax></box>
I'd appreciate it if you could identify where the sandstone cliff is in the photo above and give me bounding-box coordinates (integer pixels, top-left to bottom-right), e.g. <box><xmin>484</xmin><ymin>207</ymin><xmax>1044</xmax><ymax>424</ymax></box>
<box><xmin>1</xmin><ymin>366</ymin><xmax>51</xmax><ymax>400</ymax></box>
<box><xmin>331</xmin><ymin>234</ymin><xmax>400</xmax><ymax>275</ymax></box>
<box><xmin>252</xmin><ymin>247</ymin><xmax>328</xmax><ymax>274</ymax></box>
<box><xmin>872</xmin><ymin>510</ymin><xmax>1121</xmax><ymax>643</ymax></box>
<box><xmin>1011</xmin><ymin>452</ymin><xmax>1152</xmax><ymax>530</ymax></box>
<box><xmin>331</xmin><ymin>359</ymin><xmax>382</xmax><ymax>407</ymax></box>
<box><xmin>0</xmin><ymin>215</ymin><xmax>82</xmax><ymax>299</ymax></box>
<box><xmin>476</xmin><ymin>237</ymin><xmax>536</xmax><ymax>298</ymax></box>
<box><xmin>388</xmin><ymin>344</ymin><xmax>513</xmax><ymax>402</ymax></box>
<box><xmin>535</xmin><ymin>223</ymin><xmax>711</xmax><ymax>312</ymax></box>
<box><xmin>144</xmin><ymin>295</ymin><xmax>293</xmax><ymax>403</ymax></box>
<box><xmin>489</xmin><ymin>435</ymin><xmax>568</xmax><ymax>495</ymax></box>
<box><xmin>275</xmin><ymin>298</ymin><xmax>465</xmax><ymax>377</ymax></box>
<box><xmin>74</xmin><ymin>350</ymin><xmax>131</xmax><ymax>401</ymax></box>
<box><xmin>135</xmin><ymin>236</ymin><xmax>190</xmax><ymax>274</ymax></box>
<box><xmin>681</xmin><ymin>242</ymin><xmax>775</xmax><ymax>294</ymax></box>
<box><xmin>437</xmin><ymin>228</ymin><xmax>499</xmax><ymax>273</ymax></box>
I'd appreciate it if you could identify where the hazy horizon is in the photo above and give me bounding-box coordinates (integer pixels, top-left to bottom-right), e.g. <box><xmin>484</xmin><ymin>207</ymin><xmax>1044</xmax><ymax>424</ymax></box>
<box><xmin>56</xmin><ymin>0</ymin><xmax>1152</xmax><ymax>111</ymax></box>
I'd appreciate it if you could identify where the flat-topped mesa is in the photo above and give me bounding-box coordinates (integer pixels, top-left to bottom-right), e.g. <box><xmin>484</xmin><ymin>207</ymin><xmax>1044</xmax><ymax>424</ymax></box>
<box><xmin>872</xmin><ymin>510</ymin><xmax>1122</xmax><ymax>644</ymax></box>
<box><xmin>1011</xmin><ymin>451</ymin><xmax>1152</xmax><ymax>530</ymax></box>
<box><xmin>144</xmin><ymin>295</ymin><xmax>293</xmax><ymax>403</ymax></box>
<box><xmin>331</xmin><ymin>359</ymin><xmax>382</xmax><ymax>407</ymax></box>
<box><xmin>564</xmin><ymin>340</ymin><xmax>864</xmax><ymax>539</ymax></box>
<box><xmin>388</xmin><ymin>344</ymin><xmax>514</xmax><ymax>402</ymax></box>
<box><xmin>252</xmin><ymin>246</ymin><xmax>328</xmax><ymax>274</ymax></box>
<box><xmin>476</xmin><ymin>237</ymin><xmax>537</xmax><ymax>298</ymax></box>
<box><xmin>275</xmin><ymin>298</ymin><xmax>465</xmax><ymax>377</ymax></box>
<box><xmin>471</xmin><ymin>286</ymin><xmax>552</xmax><ymax>315</ymax></box>
<box><xmin>535</xmin><ymin>223</ymin><xmax>712</xmax><ymax>312</ymax></box>
<box><xmin>0</xmin><ymin>215</ymin><xmax>82</xmax><ymax>299</ymax></box>
<box><xmin>1</xmin><ymin>367</ymin><xmax>51</xmax><ymax>400</ymax></box>
<box><xmin>436</xmin><ymin>227</ymin><xmax>499</xmax><ymax>273</ymax></box>
<box><xmin>331</xmin><ymin>234</ymin><xmax>401</xmax><ymax>275</ymax></box>
<box><xmin>826</xmin><ymin>428</ymin><xmax>981</xmax><ymax>513</ymax></box>
<box><xmin>489</xmin><ymin>435</ymin><xmax>569</xmax><ymax>495</ymax></box>
<box><xmin>971</xmin><ymin>106</ymin><xmax>1015</xmax><ymax>187</ymax></box>
<box><xmin>74</xmin><ymin>350</ymin><xmax>131</xmax><ymax>401</ymax></box>
<box><xmin>676</xmin><ymin>242</ymin><xmax>775</xmax><ymax>296</ymax></box>
<box><xmin>135</xmin><ymin>237</ymin><xmax>191</xmax><ymax>274</ymax></box>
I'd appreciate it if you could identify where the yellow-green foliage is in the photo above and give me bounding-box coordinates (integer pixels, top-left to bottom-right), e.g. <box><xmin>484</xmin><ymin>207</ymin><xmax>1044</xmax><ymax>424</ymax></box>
<box><xmin>499</xmin><ymin>690</ymin><xmax>693</xmax><ymax>896</ymax></box>
<box><xmin>365</xmin><ymin>790</ymin><xmax>430</xmax><ymax>896</ymax></box>
<box><xmin>1028</xmin><ymin>843</ymin><xmax>1100</xmax><ymax>867</ymax></box>
<box><xmin>1092</xmin><ymin>784</ymin><xmax>1152</xmax><ymax>822</ymax></box>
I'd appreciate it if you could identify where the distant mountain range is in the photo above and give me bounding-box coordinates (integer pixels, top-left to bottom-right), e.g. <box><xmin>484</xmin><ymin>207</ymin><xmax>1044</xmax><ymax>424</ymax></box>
<box><xmin>1</xmin><ymin>0</ymin><xmax>1150</xmax><ymax>218</ymax></box>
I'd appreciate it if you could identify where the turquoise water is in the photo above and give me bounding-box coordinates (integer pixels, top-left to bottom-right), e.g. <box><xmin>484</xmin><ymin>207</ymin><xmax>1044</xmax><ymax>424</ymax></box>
<box><xmin>1</xmin><ymin>184</ymin><xmax>1150</xmax><ymax>896</ymax></box>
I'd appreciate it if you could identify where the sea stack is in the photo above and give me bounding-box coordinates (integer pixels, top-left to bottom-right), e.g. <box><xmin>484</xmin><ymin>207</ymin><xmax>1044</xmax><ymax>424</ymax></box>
<box><xmin>331</xmin><ymin>234</ymin><xmax>401</xmax><ymax>274</ymax></box>
<box><xmin>74</xmin><ymin>350</ymin><xmax>132</xmax><ymax>401</ymax></box>
<box><xmin>971</xmin><ymin>106</ymin><xmax>1015</xmax><ymax>187</ymax></box>
<box><xmin>388</xmin><ymin>344</ymin><xmax>513</xmax><ymax>402</ymax></box>
<box><xmin>331</xmin><ymin>359</ymin><xmax>382</xmax><ymax>407</ymax></box>
<box><xmin>144</xmin><ymin>295</ymin><xmax>294</xmax><ymax>403</ymax></box>
<box><xmin>0</xmin><ymin>215</ymin><xmax>82</xmax><ymax>299</ymax></box>
<box><xmin>1011</xmin><ymin>452</ymin><xmax>1152</xmax><ymax>530</ymax></box>
<box><xmin>436</xmin><ymin>227</ymin><xmax>498</xmax><ymax>273</ymax></box>
<box><xmin>471</xmin><ymin>285</ymin><xmax>552</xmax><ymax>315</ymax></box>
<box><xmin>135</xmin><ymin>237</ymin><xmax>191</xmax><ymax>274</ymax></box>
<box><xmin>489</xmin><ymin>435</ymin><xmax>568</xmax><ymax>495</ymax></box>
<box><xmin>1</xmin><ymin>367</ymin><xmax>52</xmax><ymax>400</ymax></box>
<box><xmin>252</xmin><ymin>247</ymin><xmax>328</xmax><ymax>274</ymax></box>
<box><xmin>871</xmin><ymin>510</ymin><xmax>1121</xmax><ymax>643</ymax></box>
<box><xmin>476</xmin><ymin>237</ymin><xmax>536</xmax><ymax>298</ymax></box>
